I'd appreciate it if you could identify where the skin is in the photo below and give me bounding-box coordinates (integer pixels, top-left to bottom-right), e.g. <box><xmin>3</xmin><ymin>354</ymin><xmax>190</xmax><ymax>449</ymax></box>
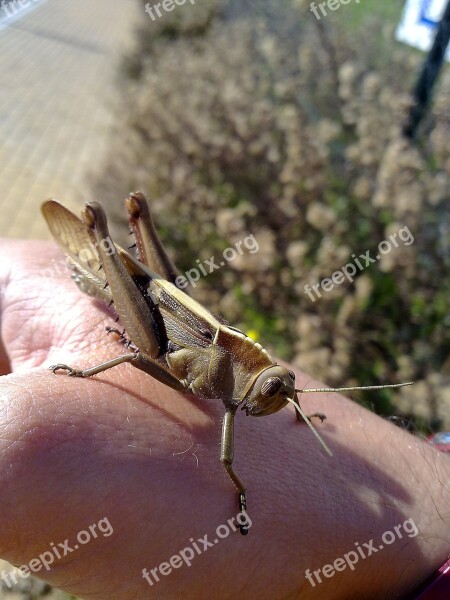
<box><xmin>0</xmin><ymin>239</ymin><xmax>449</xmax><ymax>600</ymax></box>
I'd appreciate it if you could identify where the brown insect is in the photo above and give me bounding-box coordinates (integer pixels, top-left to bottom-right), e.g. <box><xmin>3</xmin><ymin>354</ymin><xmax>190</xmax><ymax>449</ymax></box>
<box><xmin>42</xmin><ymin>192</ymin><xmax>413</xmax><ymax>534</ymax></box>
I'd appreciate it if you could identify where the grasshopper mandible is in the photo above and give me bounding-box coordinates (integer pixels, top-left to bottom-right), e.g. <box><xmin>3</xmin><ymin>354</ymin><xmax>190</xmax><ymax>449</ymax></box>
<box><xmin>42</xmin><ymin>193</ymin><xmax>413</xmax><ymax>535</ymax></box>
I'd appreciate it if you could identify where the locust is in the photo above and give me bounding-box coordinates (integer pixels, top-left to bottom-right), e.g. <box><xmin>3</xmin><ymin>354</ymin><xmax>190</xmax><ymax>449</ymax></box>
<box><xmin>42</xmin><ymin>192</ymin><xmax>413</xmax><ymax>535</ymax></box>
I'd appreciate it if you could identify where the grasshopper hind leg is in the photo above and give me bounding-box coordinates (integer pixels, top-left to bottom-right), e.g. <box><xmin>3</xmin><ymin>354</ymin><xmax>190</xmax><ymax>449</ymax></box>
<box><xmin>125</xmin><ymin>191</ymin><xmax>181</xmax><ymax>286</ymax></box>
<box><xmin>105</xmin><ymin>326</ymin><xmax>138</xmax><ymax>351</ymax></box>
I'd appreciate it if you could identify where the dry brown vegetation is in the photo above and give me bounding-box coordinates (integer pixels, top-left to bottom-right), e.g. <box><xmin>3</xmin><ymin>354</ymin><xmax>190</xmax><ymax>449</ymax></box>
<box><xmin>91</xmin><ymin>0</ymin><xmax>450</xmax><ymax>429</ymax></box>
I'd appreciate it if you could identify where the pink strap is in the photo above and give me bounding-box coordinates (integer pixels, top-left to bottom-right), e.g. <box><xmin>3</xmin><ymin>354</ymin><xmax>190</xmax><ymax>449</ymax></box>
<box><xmin>412</xmin><ymin>559</ymin><xmax>450</xmax><ymax>599</ymax></box>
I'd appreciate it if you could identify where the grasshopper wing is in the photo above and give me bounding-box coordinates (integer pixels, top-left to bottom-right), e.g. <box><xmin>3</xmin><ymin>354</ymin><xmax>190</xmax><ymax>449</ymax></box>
<box><xmin>42</xmin><ymin>200</ymin><xmax>115</xmax><ymax>304</ymax></box>
<box><xmin>43</xmin><ymin>200</ymin><xmax>185</xmax><ymax>391</ymax></box>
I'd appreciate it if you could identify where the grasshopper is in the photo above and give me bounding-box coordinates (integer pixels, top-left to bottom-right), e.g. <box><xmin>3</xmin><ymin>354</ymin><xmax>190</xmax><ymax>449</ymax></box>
<box><xmin>42</xmin><ymin>192</ymin><xmax>413</xmax><ymax>535</ymax></box>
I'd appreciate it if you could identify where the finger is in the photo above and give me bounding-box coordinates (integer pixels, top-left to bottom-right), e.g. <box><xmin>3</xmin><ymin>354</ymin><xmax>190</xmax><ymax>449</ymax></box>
<box><xmin>0</xmin><ymin>239</ymin><xmax>101</xmax><ymax>372</ymax></box>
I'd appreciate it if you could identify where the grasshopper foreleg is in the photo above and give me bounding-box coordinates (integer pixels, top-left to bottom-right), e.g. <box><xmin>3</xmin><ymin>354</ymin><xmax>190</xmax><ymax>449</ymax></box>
<box><xmin>296</xmin><ymin>411</ymin><xmax>327</xmax><ymax>423</ymax></box>
<box><xmin>221</xmin><ymin>408</ymin><xmax>249</xmax><ymax>535</ymax></box>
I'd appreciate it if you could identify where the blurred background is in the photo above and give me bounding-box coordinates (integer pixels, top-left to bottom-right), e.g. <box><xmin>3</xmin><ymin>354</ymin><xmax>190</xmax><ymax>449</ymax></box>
<box><xmin>0</xmin><ymin>0</ymin><xmax>449</xmax><ymax>597</ymax></box>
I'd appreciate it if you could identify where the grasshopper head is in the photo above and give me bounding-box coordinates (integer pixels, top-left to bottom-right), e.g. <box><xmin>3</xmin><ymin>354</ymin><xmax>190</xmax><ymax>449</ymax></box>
<box><xmin>242</xmin><ymin>366</ymin><xmax>296</xmax><ymax>416</ymax></box>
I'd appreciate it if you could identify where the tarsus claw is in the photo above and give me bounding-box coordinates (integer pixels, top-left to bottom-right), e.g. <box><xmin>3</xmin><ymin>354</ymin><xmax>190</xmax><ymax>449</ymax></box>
<box><xmin>49</xmin><ymin>364</ymin><xmax>83</xmax><ymax>377</ymax></box>
<box><xmin>308</xmin><ymin>412</ymin><xmax>327</xmax><ymax>423</ymax></box>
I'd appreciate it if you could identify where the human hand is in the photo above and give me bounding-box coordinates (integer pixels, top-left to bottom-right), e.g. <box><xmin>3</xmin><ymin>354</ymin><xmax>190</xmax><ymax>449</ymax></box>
<box><xmin>0</xmin><ymin>239</ymin><xmax>448</xmax><ymax>599</ymax></box>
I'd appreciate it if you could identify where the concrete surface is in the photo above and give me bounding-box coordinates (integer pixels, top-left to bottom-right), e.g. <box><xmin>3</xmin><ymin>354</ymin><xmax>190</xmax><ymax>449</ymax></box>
<box><xmin>0</xmin><ymin>0</ymin><xmax>140</xmax><ymax>239</ymax></box>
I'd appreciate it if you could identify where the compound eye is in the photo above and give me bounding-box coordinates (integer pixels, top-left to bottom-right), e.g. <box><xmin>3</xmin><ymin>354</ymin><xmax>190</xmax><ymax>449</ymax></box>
<box><xmin>288</xmin><ymin>370</ymin><xmax>296</xmax><ymax>381</ymax></box>
<box><xmin>261</xmin><ymin>377</ymin><xmax>283</xmax><ymax>397</ymax></box>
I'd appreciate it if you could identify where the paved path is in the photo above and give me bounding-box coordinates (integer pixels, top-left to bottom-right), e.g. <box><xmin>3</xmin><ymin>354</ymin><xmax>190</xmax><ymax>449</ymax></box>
<box><xmin>0</xmin><ymin>0</ymin><xmax>140</xmax><ymax>239</ymax></box>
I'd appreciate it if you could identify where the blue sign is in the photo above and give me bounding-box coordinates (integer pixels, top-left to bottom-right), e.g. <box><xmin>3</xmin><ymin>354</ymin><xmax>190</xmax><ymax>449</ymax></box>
<box><xmin>396</xmin><ymin>0</ymin><xmax>450</xmax><ymax>60</ymax></box>
<box><xmin>419</xmin><ymin>0</ymin><xmax>446</xmax><ymax>25</ymax></box>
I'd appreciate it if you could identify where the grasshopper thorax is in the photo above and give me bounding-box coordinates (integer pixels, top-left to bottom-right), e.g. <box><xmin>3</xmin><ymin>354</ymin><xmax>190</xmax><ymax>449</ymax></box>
<box><xmin>242</xmin><ymin>365</ymin><xmax>296</xmax><ymax>417</ymax></box>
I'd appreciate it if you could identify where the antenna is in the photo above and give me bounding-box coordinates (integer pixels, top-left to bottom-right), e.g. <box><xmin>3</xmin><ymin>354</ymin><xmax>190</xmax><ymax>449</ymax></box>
<box><xmin>286</xmin><ymin>397</ymin><xmax>333</xmax><ymax>456</ymax></box>
<box><xmin>296</xmin><ymin>382</ymin><xmax>414</xmax><ymax>394</ymax></box>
